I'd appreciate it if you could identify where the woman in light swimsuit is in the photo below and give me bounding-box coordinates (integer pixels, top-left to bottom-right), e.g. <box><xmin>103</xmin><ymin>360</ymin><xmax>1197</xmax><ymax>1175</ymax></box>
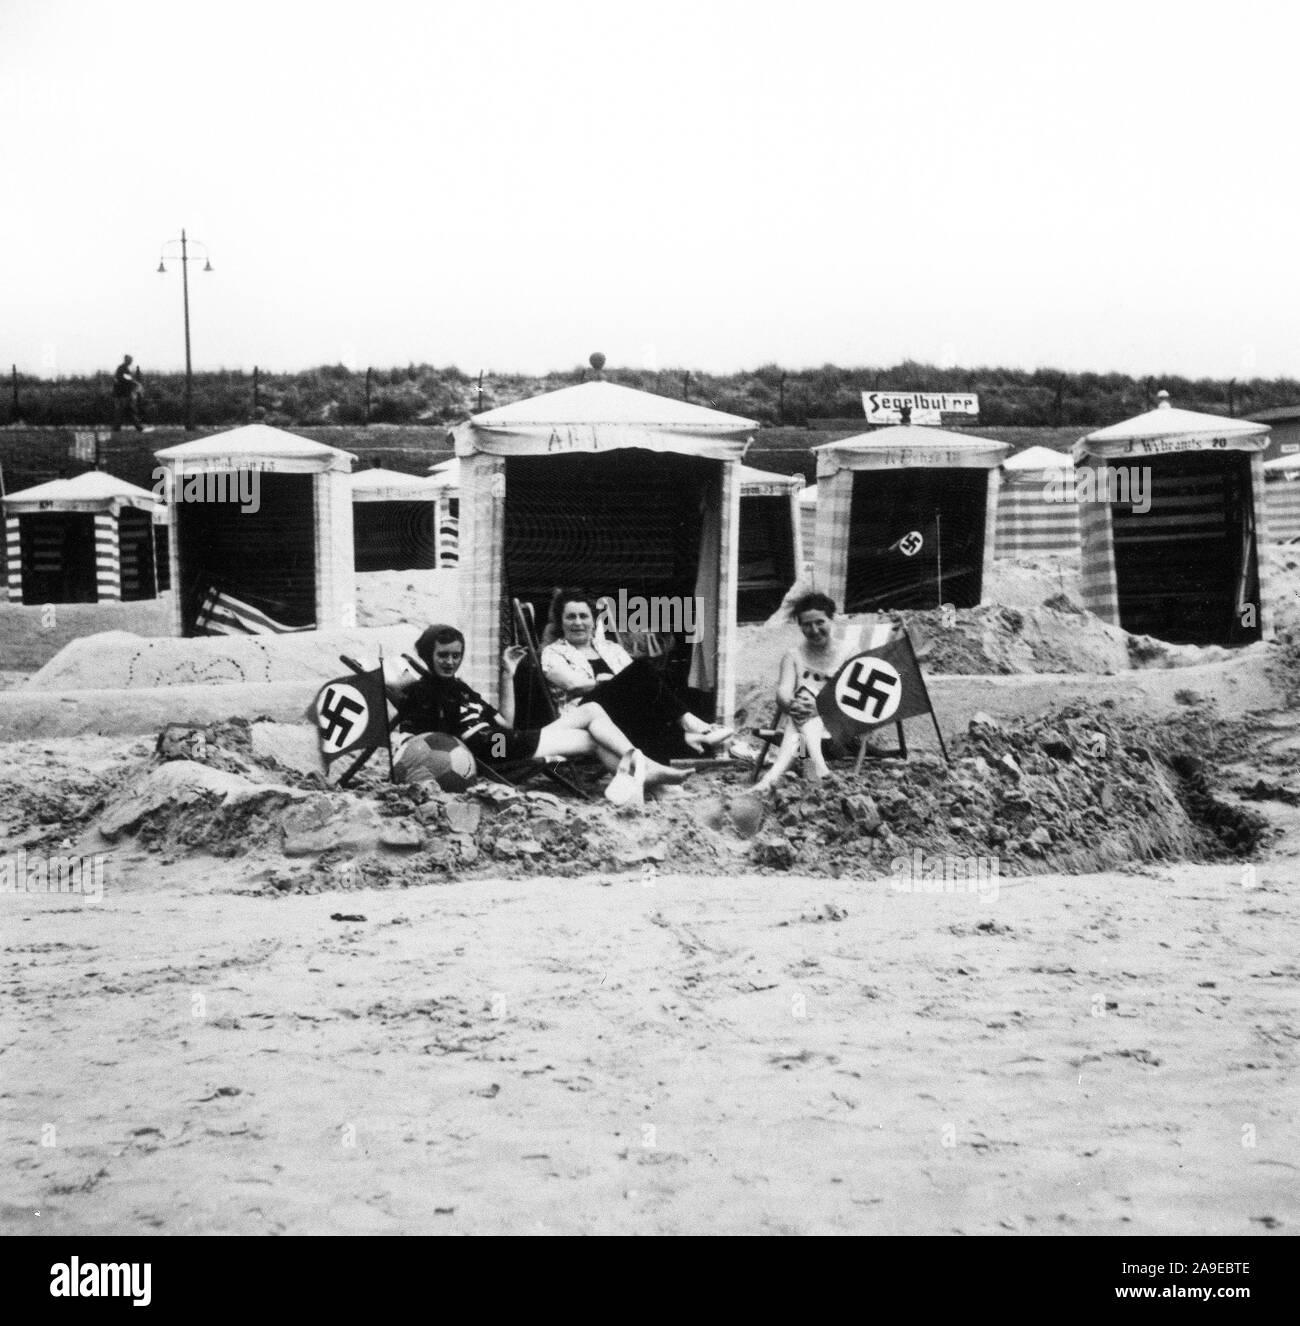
<box><xmin>755</xmin><ymin>592</ymin><xmax>853</xmax><ymax>794</ymax></box>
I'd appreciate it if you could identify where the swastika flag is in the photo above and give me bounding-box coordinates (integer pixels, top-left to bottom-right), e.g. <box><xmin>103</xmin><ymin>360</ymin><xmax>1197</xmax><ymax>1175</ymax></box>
<box><xmin>816</xmin><ymin>632</ymin><xmax>934</xmax><ymax>742</ymax></box>
<box><xmin>308</xmin><ymin>666</ymin><xmax>391</xmax><ymax>768</ymax></box>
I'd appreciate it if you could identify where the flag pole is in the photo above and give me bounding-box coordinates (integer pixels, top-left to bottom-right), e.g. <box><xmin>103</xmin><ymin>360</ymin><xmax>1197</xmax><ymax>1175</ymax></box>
<box><xmin>379</xmin><ymin>647</ymin><xmax>394</xmax><ymax>781</ymax></box>
<box><xmin>903</xmin><ymin>629</ymin><xmax>950</xmax><ymax>766</ymax></box>
<box><xmin>935</xmin><ymin>509</ymin><xmax>942</xmax><ymax>609</ymax></box>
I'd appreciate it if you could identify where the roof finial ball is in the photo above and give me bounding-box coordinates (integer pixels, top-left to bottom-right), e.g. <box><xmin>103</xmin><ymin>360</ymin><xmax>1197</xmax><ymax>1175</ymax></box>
<box><xmin>1156</xmin><ymin>389</ymin><xmax>1171</xmax><ymax>409</ymax></box>
<box><xmin>588</xmin><ymin>352</ymin><xmax>606</xmax><ymax>380</ymax></box>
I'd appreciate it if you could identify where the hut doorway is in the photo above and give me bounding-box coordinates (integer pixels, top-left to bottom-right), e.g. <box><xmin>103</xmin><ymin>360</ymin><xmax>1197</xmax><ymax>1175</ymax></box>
<box><xmin>503</xmin><ymin>451</ymin><xmax>718</xmax><ymax>712</ymax></box>
<box><xmin>846</xmin><ymin>468</ymin><xmax>989</xmax><ymax>611</ymax></box>
<box><xmin>175</xmin><ymin>472</ymin><xmax>317</xmax><ymax>634</ymax></box>
<box><xmin>19</xmin><ymin>513</ymin><xmax>96</xmax><ymax>604</ymax></box>
<box><xmin>1110</xmin><ymin>451</ymin><xmax>1260</xmax><ymax>645</ymax></box>
<box><xmin>118</xmin><ymin>507</ymin><xmax>157</xmax><ymax>601</ymax></box>
<box><xmin>354</xmin><ymin>502</ymin><xmax>436</xmax><ymax>572</ymax></box>
<box><xmin>738</xmin><ymin>494</ymin><xmax>797</xmax><ymax>621</ymax></box>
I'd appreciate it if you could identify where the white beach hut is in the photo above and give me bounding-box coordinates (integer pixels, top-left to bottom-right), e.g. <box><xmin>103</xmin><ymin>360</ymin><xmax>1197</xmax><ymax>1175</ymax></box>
<box><xmin>736</xmin><ymin>463</ymin><xmax>804</xmax><ymax>621</ymax></box>
<box><xmin>453</xmin><ymin>380</ymin><xmax>756</xmax><ymax>725</ymax></box>
<box><xmin>813</xmin><ymin>427</ymin><xmax>1009</xmax><ymax>612</ymax></box>
<box><xmin>1075</xmin><ymin>395</ymin><xmax>1270</xmax><ymax>644</ymax></box>
<box><xmin>155</xmin><ymin>425</ymin><xmax>356</xmax><ymax>637</ymax></box>
<box><xmin>349</xmin><ymin>466</ymin><xmax>441</xmax><ymax>571</ymax></box>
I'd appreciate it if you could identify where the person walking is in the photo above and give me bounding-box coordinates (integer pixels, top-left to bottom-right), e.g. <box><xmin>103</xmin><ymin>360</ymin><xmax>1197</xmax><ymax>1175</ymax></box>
<box><xmin>112</xmin><ymin>354</ymin><xmax>145</xmax><ymax>431</ymax></box>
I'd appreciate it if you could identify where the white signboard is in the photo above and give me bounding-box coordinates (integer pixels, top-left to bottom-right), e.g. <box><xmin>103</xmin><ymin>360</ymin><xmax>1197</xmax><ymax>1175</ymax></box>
<box><xmin>862</xmin><ymin>391</ymin><xmax>980</xmax><ymax>426</ymax></box>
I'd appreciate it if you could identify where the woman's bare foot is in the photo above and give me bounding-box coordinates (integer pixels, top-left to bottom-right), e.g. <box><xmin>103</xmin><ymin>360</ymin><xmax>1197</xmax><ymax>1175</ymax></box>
<box><xmin>644</xmin><ymin>757</ymin><xmax>693</xmax><ymax>787</ymax></box>
<box><xmin>683</xmin><ymin>724</ymin><xmax>735</xmax><ymax>754</ymax></box>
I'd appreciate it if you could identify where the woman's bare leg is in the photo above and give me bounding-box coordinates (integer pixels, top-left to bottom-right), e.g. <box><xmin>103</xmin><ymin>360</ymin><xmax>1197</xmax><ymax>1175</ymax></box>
<box><xmin>754</xmin><ymin>725</ymin><xmax>805</xmax><ymax>793</ymax></box>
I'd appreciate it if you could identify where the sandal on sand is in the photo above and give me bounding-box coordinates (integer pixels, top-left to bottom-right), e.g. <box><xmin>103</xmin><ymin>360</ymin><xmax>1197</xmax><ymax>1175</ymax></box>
<box><xmin>684</xmin><ymin>724</ymin><xmax>734</xmax><ymax>755</ymax></box>
<box><xmin>604</xmin><ymin>750</ymin><xmax>646</xmax><ymax>809</ymax></box>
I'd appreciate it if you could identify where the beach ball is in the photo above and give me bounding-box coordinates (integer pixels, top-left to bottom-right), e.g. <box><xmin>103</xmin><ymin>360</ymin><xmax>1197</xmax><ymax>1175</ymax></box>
<box><xmin>402</xmin><ymin>733</ymin><xmax>478</xmax><ymax>792</ymax></box>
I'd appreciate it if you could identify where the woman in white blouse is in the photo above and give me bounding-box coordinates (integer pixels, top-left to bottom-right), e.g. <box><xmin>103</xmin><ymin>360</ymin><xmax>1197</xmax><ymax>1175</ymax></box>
<box><xmin>540</xmin><ymin>588</ymin><xmax>732</xmax><ymax>764</ymax></box>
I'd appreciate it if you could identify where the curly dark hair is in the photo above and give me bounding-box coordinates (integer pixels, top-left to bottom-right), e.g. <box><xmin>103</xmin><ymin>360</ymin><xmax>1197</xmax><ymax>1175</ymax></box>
<box><xmin>789</xmin><ymin>591</ymin><xmax>837</xmax><ymax>621</ymax></box>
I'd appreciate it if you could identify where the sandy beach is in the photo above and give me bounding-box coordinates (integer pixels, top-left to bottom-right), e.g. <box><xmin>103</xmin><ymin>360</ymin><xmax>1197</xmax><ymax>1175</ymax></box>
<box><xmin>4</xmin><ymin>830</ymin><xmax>1297</xmax><ymax>1235</ymax></box>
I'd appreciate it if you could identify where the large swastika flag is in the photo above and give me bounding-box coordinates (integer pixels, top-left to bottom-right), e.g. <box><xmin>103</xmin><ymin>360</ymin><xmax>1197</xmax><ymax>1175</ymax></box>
<box><xmin>816</xmin><ymin>632</ymin><xmax>934</xmax><ymax>743</ymax></box>
<box><xmin>308</xmin><ymin>666</ymin><xmax>391</xmax><ymax>768</ymax></box>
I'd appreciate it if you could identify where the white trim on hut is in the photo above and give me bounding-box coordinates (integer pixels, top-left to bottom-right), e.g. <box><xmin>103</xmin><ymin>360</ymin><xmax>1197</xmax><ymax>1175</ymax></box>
<box><xmin>454</xmin><ymin>380</ymin><xmax>755</xmax><ymax>724</ymax></box>
<box><xmin>1</xmin><ymin>470</ymin><xmax>158</xmax><ymax>605</ymax></box>
<box><xmin>812</xmin><ymin>426</ymin><xmax>1008</xmax><ymax>611</ymax></box>
<box><xmin>1075</xmin><ymin>395</ymin><xmax>1271</xmax><ymax>643</ymax></box>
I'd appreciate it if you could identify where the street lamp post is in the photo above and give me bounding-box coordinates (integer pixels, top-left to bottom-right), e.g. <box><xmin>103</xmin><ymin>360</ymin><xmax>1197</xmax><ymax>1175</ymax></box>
<box><xmin>157</xmin><ymin>229</ymin><xmax>213</xmax><ymax>431</ymax></box>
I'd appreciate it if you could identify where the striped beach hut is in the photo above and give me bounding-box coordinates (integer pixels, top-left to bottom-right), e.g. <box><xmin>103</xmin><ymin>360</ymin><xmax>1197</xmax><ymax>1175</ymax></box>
<box><xmin>995</xmin><ymin>445</ymin><xmax>1080</xmax><ymax>559</ymax></box>
<box><xmin>423</xmin><ymin>458</ymin><xmax>462</xmax><ymax>567</ymax></box>
<box><xmin>155</xmin><ymin>425</ymin><xmax>356</xmax><ymax>637</ymax></box>
<box><xmin>813</xmin><ymin>427</ymin><xmax>1009</xmax><ymax>612</ymax></box>
<box><xmin>453</xmin><ymin>380</ymin><xmax>756</xmax><ymax>725</ymax></box>
<box><xmin>737</xmin><ymin>463</ymin><xmax>803</xmax><ymax>621</ymax></box>
<box><xmin>798</xmin><ymin>483</ymin><xmax>818</xmax><ymax>580</ymax></box>
<box><xmin>349</xmin><ymin>466</ymin><xmax>441</xmax><ymax>571</ymax></box>
<box><xmin>1263</xmin><ymin>454</ymin><xmax>1300</xmax><ymax>543</ymax></box>
<box><xmin>1075</xmin><ymin>394</ymin><xmax>1270</xmax><ymax>645</ymax></box>
<box><xmin>3</xmin><ymin>470</ymin><xmax>159</xmax><ymax>605</ymax></box>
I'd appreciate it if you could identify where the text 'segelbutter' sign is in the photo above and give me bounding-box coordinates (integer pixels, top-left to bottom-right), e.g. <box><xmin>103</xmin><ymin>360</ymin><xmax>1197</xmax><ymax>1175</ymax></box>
<box><xmin>862</xmin><ymin>391</ymin><xmax>980</xmax><ymax>426</ymax></box>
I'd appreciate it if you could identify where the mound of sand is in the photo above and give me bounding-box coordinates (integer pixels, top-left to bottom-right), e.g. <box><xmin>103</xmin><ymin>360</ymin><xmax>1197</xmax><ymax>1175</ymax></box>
<box><xmin>5</xmin><ymin>707</ymin><xmax>1267</xmax><ymax>892</ymax></box>
<box><xmin>26</xmin><ymin>625</ymin><xmax>421</xmax><ymax>691</ymax></box>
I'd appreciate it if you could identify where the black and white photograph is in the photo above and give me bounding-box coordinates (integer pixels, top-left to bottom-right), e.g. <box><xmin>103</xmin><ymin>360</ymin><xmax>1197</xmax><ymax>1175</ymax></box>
<box><xmin>0</xmin><ymin>0</ymin><xmax>1294</xmax><ymax>1276</ymax></box>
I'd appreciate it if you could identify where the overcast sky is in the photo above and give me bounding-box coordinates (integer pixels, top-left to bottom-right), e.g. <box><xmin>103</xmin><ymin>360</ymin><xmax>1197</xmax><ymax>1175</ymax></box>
<box><xmin>2</xmin><ymin>0</ymin><xmax>1296</xmax><ymax>382</ymax></box>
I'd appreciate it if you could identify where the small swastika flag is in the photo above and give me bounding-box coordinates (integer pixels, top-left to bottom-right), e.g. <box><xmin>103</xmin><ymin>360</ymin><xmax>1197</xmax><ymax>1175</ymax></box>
<box><xmin>308</xmin><ymin>666</ymin><xmax>391</xmax><ymax>768</ymax></box>
<box><xmin>816</xmin><ymin>631</ymin><xmax>934</xmax><ymax>743</ymax></box>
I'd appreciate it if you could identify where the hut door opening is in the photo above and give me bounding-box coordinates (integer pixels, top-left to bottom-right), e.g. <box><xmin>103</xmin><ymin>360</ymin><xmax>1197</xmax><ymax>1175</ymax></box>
<box><xmin>1110</xmin><ymin>452</ymin><xmax>1260</xmax><ymax>646</ymax></box>
<box><xmin>118</xmin><ymin>508</ymin><xmax>157</xmax><ymax>601</ymax></box>
<box><xmin>846</xmin><ymin>469</ymin><xmax>988</xmax><ymax>612</ymax></box>
<box><xmin>502</xmin><ymin>452</ymin><xmax>717</xmax><ymax>713</ymax></box>
<box><xmin>20</xmin><ymin>513</ymin><xmax>96</xmax><ymax>604</ymax></box>
<box><xmin>354</xmin><ymin>501</ymin><xmax>436</xmax><ymax>572</ymax></box>
<box><xmin>175</xmin><ymin>472</ymin><xmax>317</xmax><ymax>635</ymax></box>
<box><xmin>738</xmin><ymin>495</ymin><xmax>796</xmax><ymax>621</ymax></box>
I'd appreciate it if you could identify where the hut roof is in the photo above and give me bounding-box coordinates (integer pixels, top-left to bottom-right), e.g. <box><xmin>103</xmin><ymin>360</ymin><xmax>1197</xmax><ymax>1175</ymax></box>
<box><xmin>348</xmin><ymin>467</ymin><xmax>440</xmax><ymax>502</ymax></box>
<box><xmin>2</xmin><ymin>469</ymin><xmax>158</xmax><ymax>515</ymax></box>
<box><xmin>813</xmin><ymin>426</ymin><xmax>1008</xmax><ymax>477</ymax></box>
<box><xmin>1077</xmin><ymin>397</ymin><xmax>1269</xmax><ymax>460</ymax></box>
<box><xmin>457</xmin><ymin>381</ymin><xmax>756</xmax><ymax>461</ymax></box>
<box><xmin>155</xmin><ymin>424</ymin><xmax>355</xmax><ymax>474</ymax></box>
<box><xmin>1004</xmin><ymin>444</ymin><xmax>1074</xmax><ymax>471</ymax></box>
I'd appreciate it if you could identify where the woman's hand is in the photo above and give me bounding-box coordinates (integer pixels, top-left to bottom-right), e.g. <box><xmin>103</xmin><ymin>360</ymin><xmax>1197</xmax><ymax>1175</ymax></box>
<box><xmin>501</xmin><ymin>645</ymin><xmax>527</xmax><ymax>678</ymax></box>
<box><xmin>789</xmin><ymin>692</ymin><xmax>817</xmax><ymax>722</ymax></box>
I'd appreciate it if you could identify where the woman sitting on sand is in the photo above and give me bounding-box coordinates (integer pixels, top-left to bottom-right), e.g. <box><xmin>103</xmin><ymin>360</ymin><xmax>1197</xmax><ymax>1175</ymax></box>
<box><xmin>539</xmin><ymin>588</ymin><xmax>733</xmax><ymax>764</ymax></box>
<box><xmin>393</xmin><ymin>623</ymin><xmax>690</xmax><ymax>807</ymax></box>
<box><xmin>754</xmin><ymin>592</ymin><xmax>855</xmax><ymax>794</ymax></box>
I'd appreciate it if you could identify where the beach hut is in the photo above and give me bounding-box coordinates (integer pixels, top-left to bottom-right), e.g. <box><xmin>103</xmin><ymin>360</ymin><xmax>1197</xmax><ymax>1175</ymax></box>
<box><xmin>737</xmin><ymin>463</ymin><xmax>803</xmax><ymax>621</ymax></box>
<box><xmin>155</xmin><ymin>425</ymin><xmax>356</xmax><ymax>637</ymax></box>
<box><xmin>1263</xmin><ymin>454</ymin><xmax>1300</xmax><ymax>542</ymax></box>
<box><xmin>1075</xmin><ymin>395</ymin><xmax>1270</xmax><ymax>644</ymax></box>
<box><xmin>453</xmin><ymin>380</ymin><xmax>756</xmax><ymax>724</ymax></box>
<box><xmin>813</xmin><ymin>427</ymin><xmax>1009</xmax><ymax>612</ymax></box>
<box><xmin>3</xmin><ymin>470</ymin><xmax>160</xmax><ymax>605</ymax></box>
<box><xmin>995</xmin><ymin>445</ymin><xmax>1080</xmax><ymax>559</ymax></box>
<box><xmin>349</xmin><ymin>467</ymin><xmax>441</xmax><ymax>572</ymax></box>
